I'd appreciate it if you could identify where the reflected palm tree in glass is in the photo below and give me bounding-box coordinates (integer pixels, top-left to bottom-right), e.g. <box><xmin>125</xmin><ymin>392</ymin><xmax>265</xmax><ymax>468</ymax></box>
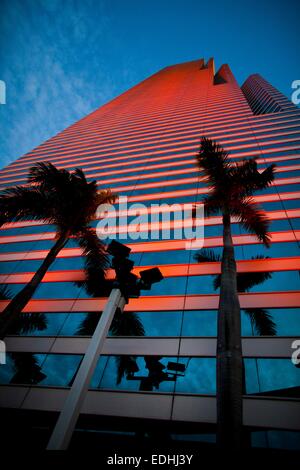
<box><xmin>0</xmin><ymin>284</ymin><xmax>47</xmax><ymax>385</ymax></box>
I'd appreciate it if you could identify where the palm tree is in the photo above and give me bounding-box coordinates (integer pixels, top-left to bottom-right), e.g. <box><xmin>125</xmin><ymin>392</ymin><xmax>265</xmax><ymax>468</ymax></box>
<box><xmin>195</xmin><ymin>250</ymin><xmax>277</xmax><ymax>336</ymax></box>
<box><xmin>0</xmin><ymin>162</ymin><xmax>116</xmax><ymax>339</ymax></box>
<box><xmin>196</xmin><ymin>137</ymin><xmax>275</xmax><ymax>449</ymax></box>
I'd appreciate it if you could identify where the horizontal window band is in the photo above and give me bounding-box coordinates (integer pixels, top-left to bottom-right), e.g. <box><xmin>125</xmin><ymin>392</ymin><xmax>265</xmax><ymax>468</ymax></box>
<box><xmin>3</xmin><ymin>151</ymin><xmax>300</xmax><ymax>190</ymax></box>
<box><xmin>5</xmin><ymin>127</ymin><xmax>299</xmax><ymax>167</ymax></box>
<box><xmin>2</xmin><ymin>167</ymin><xmax>299</xmax><ymax>198</ymax></box>
<box><xmin>18</xmin><ymin>107</ymin><xmax>299</xmax><ymax>156</ymax></box>
<box><xmin>1</xmin><ymin>151</ymin><xmax>300</xmax><ymax>185</ymax></box>
<box><xmin>1</xmin><ymin>190</ymin><xmax>300</xmax><ymax>235</ymax></box>
<box><xmin>1</xmin><ymin>257</ymin><xmax>299</xmax><ymax>284</ymax></box>
<box><xmin>3</xmin><ymin>137</ymin><xmax>300</xmax><ymax>183</ymax></box>
<box><xmin>0</xmin><ymin>230</ymin><xmax>299</xmax><ymax>261</ymax></box>
<box><xmin>5</xmin><ymin>135</ymin><xmax>300</xmax><ymax>176</ymax></box>
<box><xmin>1</xmin><ymin>159</ymin><xmax>299</xmax><ymax>188</ymax></box>
<box><xmin>15</xmin><ymin>108</ymin><xmax>300</xmax><ymax>158</ymax></box>
<box><xmin>0</xmin><ymin>387</ymin><xmax>298</xmax><ymax>430</ymax></box>
<box><xmin>7</xmin><ymin>113</ymin><xmax>300</xmax><ymax>170</ymax></box>
<box><xmin>0</xmin><ymin>291</ymin><xmax>299</xmax><ymax>313</ymax></box>
<box><xmin>19</xmin><ymin>113</ymin><xmax>300</xmax><ymax>159</ymax></box>
<box><xmin>1</xmin><ymin>209</ymin><xmax>300</xmax><ymax>244</ymax></box>
<box><xmin>0</xmin><ymin>386</ymin><xmax>298</xmax><ymax>431</ymax></box>
<box><xmin>3</xmin><ymin>142</ymin><xmax>300</xmax><ymax>184</ymax></box>
<box><xmin>4</xmin><ymin>336</ymin><xmax>299</xmax><ymax>359</ymax></box>
<box><xmin>5</xmin><ymin>121</ymin><xmax>299</xmax><ymax>168</ymax></box>
<box><xmin>14</xmin><ymin>109</ymin><xmax>262</xmax><ymax>163</ymax></box>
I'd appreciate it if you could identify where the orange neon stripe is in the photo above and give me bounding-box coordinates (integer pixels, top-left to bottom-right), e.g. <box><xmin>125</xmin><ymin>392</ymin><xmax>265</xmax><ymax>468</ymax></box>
<box><xmin>0</xmin><ymin>291</ymin><xmax>299</xmax><ymax>313</ymax></box>
<box><xmin>1</xmin><ymin>257</ymin><xmax>299</xmax><ymax>284</ymax></box>
<box><xmin>1</xmin><ymin>194</ymin><xmax>299</xmax><ymax>231</ymax></box>
<box><xmin>0</xmin><ymin>230</ymin><xmax>299</xmax><ymax>262</ymax></box>
<box><xmin>1</xmin><ymin>208</ymin><xmax>300</xmax><ymax>244</ymax></box>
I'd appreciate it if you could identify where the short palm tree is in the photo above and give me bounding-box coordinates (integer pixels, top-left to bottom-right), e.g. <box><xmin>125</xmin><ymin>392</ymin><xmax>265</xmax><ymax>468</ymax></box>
<box><xmin>0</xmin><ymin>162</ymin><xmax>116</xmax><ymax>339</ymax></box>
<box><xmin>196</xmin><ymin>137</ymin><xmax>275</xmax><ymax>449</ymax></box>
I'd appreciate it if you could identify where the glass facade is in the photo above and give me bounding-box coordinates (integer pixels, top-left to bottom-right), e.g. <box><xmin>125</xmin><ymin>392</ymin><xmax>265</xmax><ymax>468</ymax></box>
<box><xmin>0</xmin><ymin>58</ymin><xmax>299</xmax><ymax>450</ymax></box>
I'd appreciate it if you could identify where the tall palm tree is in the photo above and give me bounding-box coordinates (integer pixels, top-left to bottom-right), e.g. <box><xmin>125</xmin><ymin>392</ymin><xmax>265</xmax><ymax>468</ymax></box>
<box><xmin>196</xmin><ymin>137</ymin><xmax>275</xmax><ymax>449</ymax></box>
<box><xmin>0</xmin><ymin>162</ymin><xmax>116</xmax><ymax>339</ymax></box>
<box><xmin>195</xmin><ymin>250</ymin><xmax>277</xmax><ymax>336</ymax></box>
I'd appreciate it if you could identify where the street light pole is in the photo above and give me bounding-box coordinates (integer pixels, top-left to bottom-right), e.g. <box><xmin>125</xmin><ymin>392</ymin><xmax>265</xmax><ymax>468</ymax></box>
<box><xmin>47</xmin><ymin>240</ymin><xmax>163</xmax><ymax>450</ymax></box>
<box><xmin>47</xmin><ymin>288</ymin><xmax>125</xmax><ymax>450</ymax></box>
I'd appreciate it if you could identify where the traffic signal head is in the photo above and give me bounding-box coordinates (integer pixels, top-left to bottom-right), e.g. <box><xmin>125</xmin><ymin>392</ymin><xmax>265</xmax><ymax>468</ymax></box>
<box><xmin>139</xmin><ymin>267</ymin><xmax>164</xmax><ymax>290</ymax></box>
<box><xmin>107</xmin><ymin>240</ymin><xmax>163</xmax><ymax>300</ymax></box>
<box><xmin>108</xmin><ymin>240</ymin><xmax>131</xmax><ymax>259</ymax></box>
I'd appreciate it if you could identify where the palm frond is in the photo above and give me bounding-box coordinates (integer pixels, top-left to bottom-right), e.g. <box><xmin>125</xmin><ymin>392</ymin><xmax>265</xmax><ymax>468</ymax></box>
<box><xmin>8</xmin><ymin>313</ymin><xmax>48</xmax><ymax>335</ymax></box>
<box><xmin>0</xmin><ymin>186</ymin><xmax>54</xmax><ymax>227</ymax></box>
<box><xmin>236</xmin><ymin>271</ymin><xmax>272</xmax><ymax>293</ymax></box>
<box><xmin>202</xmin><ymin>193</ymin><xmax>223</xmax><ymax>216</ymax></box>
<box><xmin>244</xmin><ymin>308</ymin><xmax>277</xmax><ymax>336</ymax></box>
<box><xmin>10</xmin><ymin>352</ymin><xmax>46</xmax><ymax>385</ymax></box>
<box><xmin>230</xmin><ymin>198</ymin><xmax>271</xmax><ymax>246</ymax></box>
<box><xmin>28</xmin><ymin>162</ymin><xmax>70</xmax><ymax>191</ymax></box>
<box><xmin>76</xmin><ymin>312</ymin><xmax>100</xmax><ymax>336</ymax></box>
<box><xmin>196</xmin><ymin>137</ymin><xmax>231</xmax><ymax>187</ymax></box>
<box><xmin>76</xmin><ymin>228</ymin><xmax>109</xmax><ymax>296</ymax></box>
<box><xmin>194</xmin><ymin>248</ymin><xmax>221</xmax><ymax>263</ymax></box>
<box><xmin>0</xmin><ymin>284</ymin><xmax>12</xmax><ymax>300</ymax></box>
<box><xmin>110</xmin><ymin>310</ymin><xmax>145</xmax><ymax>337</ymax></box>
<box><xmin>255</xmin><ymin>164</ymin><xmax>276</xmax><ymax>189</ymax></box>
<box><xmin>232</xmin><ymin>159</ymin><xmax>276</xmax><ymax>197</ymax></box>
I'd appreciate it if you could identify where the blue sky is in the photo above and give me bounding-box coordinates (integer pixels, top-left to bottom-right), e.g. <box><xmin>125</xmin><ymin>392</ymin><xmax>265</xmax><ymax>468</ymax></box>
<box><xmin>0</xmin><ymin>0</ymin><xmax>299</xmax><ymax>168</ymax></box>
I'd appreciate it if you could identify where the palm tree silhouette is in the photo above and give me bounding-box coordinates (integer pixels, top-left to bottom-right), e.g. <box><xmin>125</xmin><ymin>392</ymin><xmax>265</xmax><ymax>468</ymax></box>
<box><xmin>196</xmin><ymin>137</ymin><xmax>275</xmax><ymax>449</ymax></box>
<box><xmin>0</xmin><ymin>162</ymin><xmax>116</xmax><ymax>339</ymax></box>
<box><xmin>0</xmin><ymin>284</ymin><xmax>47</xmax><ymax>384</ymax></box>
<box><xmin>9</xmin><ymin>352</ymin><xmax>46</xmax><ymax>385</ymax></box>
<box><xmin>195</xmin><ymin>250</ymin><xmax>277</xmax><ymax>336</ymax></box>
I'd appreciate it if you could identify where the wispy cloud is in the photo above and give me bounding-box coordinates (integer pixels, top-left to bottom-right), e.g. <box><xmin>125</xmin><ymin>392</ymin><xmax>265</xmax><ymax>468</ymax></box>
<box><xmin>0</xmin><ymin>0</ymin><xmax>146</xmax><ymax>168</ymax></box>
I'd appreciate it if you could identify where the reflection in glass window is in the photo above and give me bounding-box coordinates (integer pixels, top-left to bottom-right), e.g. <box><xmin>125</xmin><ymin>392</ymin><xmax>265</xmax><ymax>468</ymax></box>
<box><xmin>91</xmin><ymin>355</ymin><xmax>178</xmax><ymax>393</ymax></box>
<box><xmin>252</xmin><ymin>430</ymin><xmax>300</xmax><ymax>450</ymax></box>
<box><xmin>140</xmin><ymin>250</ymin><xmax>191</xmax><ymax>265</ymax></box>
<box><xmin>245</xmin><ymin>358</ymin><xmax>300</xmax><ymax>397</ymax></box>
<box><xmin>32</xmin><ymin>282</ymin><xmax>84</xmax><ymax>299</ymax></box>
<box><xmin>242</xmin><ymin>241</ymin><xmax>299</xmax><ymax>259</ymax></box>
<box><xmin>40</xmin><ymin>354</ymin><xmax>82</xmax><ymax>387</ymax></box>
<box><xmin>0</xmin><ymin>352</ymin><xmax>82</xmax><ymax>387</ymax></box>
<box><xmin>174</xmin><ymin>358</ymin><xmax>216</xmax><ymax>395</ymax></box>
<box><xmin>282</xmin><ymin>199</ymin><xmax>300</xmax><ymax>210</ymax></box>
<box><xmin>141</xmin><ymin>275</ymin><xmax>187</xmax><ymax>296</ymax></box>
<box><xmin>182</xmin><ymin>310</ymin><xmax>217</xmax><ymax>336</ymax></box>
<box><xmin>8</xmin><ymin>312</ymin><xmax>67</xmax><ymax>336</ymax></box>
<box><xmin>133</xmin><ymin>311</ymin><xmax>182</xmax><ymax>336</ymax></box>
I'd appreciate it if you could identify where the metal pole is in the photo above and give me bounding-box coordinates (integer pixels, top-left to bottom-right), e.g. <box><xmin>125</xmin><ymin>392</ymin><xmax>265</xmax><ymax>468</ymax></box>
<box><xmin>47</xmin><ymin>288</ymin><xmax>125</xmax><ymax>450</ymax></box>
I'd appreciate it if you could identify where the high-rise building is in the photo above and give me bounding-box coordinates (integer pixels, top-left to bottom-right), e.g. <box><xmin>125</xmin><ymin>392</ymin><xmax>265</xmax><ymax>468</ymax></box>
<box><xmin>0</xmin><ymin>58</ymin><xmax>299</xmax><ymax>451</ymax></box>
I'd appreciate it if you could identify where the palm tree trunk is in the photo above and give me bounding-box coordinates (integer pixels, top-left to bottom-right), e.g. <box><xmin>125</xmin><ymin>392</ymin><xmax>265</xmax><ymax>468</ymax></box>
<box><xmin>0</xmin><ymin>233</ymin><xmax>69</xmax><ymax>339</ymax></box>
<box><xmin>217</xmin><ymin>212</ymin><xmax>243</xmax><ymax>449</ymax></box>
